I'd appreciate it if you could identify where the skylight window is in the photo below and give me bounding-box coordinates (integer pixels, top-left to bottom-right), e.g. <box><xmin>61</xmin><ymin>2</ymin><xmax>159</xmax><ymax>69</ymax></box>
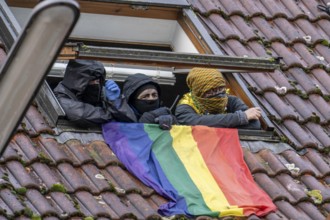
<box><xmin>4</xmin><ymin>0</ymin><xmax>279</xmax><ymax>139</ymax></box>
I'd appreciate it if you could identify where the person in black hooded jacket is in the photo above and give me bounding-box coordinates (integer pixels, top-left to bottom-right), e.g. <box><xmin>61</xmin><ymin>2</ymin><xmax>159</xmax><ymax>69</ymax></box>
<box><xmin>53</xmin><ymin>59</ymin><xmax>113</xmax><ymax>127</ymax></box>
<box><xmin>105</xmin><ymin>73</ymin><xmax>177</xmax><ymax>130</ymax></box>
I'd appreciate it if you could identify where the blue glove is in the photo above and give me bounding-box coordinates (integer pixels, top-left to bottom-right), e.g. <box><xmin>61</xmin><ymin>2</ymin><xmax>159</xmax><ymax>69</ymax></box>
<box><xmin>105</xmin><ymin>80</ymin><xmax>121</xmax><ymax>101</ymax></box>
<box><xmin>155</xmin><ymin>115</ymin><xmax>173</xmax><ymax>130</ymax></box>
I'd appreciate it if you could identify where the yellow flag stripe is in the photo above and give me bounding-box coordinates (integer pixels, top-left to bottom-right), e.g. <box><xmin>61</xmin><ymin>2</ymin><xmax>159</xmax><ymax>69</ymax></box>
<box><xmin>170</xmin><ymin>126</ymin><xmax>232</xmax><ymax>213</ymax></box>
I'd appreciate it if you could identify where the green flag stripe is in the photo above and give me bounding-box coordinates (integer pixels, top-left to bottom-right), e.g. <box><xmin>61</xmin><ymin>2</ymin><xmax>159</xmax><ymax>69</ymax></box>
<box><xmin>144</xmin><ymin>125</ymin><xmax>217</xmax><ymax>216</ymax></box>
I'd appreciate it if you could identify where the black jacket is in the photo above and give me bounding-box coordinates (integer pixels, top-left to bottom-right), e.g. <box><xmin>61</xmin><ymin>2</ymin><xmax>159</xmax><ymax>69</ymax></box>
<box><xmin>175</xmin><ymin>95</ymin><xmax>261</xmax><ymax>129</ymax></box>
<box><xmin>53</xmin><ymin>59</ymin><xmax>113</xmax><ymax>127</ymax></box>
<box><xmin>109</xmin><ymin>73</ymin><xmax>176</xmax><ymax>124</ymax></box>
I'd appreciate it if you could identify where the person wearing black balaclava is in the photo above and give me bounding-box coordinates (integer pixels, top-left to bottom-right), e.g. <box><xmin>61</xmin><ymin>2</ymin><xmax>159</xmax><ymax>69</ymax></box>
<box><xmin>53</xmin><ymin>59</ymin><xmax>113</xmax><ymax>127</ymax></box>
<box><xmin>105</xmin><ymin>73</ymin><xmax>177</xmax><ymax>130</ymax></box>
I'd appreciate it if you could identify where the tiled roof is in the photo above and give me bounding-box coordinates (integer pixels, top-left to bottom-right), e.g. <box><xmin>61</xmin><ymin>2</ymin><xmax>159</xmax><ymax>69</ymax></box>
<box><xmin>191</xmin><ymin>0</ymin><xmax>330</xmax><ymax>150</ymax></box>
<box><xmin>4</xmin><ymin>108</ymin><xmax>330</xmax><ymax>220</ymax></box>
<box><xmin>1</xmin><ymin>0</ymin><xmax>330</xmax><ymax>220</ymax></box>
<box><xmin>189</xmin><ymin>0</ymin><xmax>330</xmax><ymax>219</ymax></box>
<box><xmin>1</xmin><ymin>104</ymin><xmax>167</xmax><ymax>219</ymax></box>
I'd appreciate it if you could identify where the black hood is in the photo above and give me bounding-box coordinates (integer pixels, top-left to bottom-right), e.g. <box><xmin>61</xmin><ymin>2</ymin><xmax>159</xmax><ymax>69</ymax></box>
<box><xmin>123</xmin><ymin>73</ymin><xmax>161</xmax><ymax>103</ymax></box>
<box><xmin>61</xmin><ymin>59</ymin><xmax>105</xmax><ymax>96</ymax></box>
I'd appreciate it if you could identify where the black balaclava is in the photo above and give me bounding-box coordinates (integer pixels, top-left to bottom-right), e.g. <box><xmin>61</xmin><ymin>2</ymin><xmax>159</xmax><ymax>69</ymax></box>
<box><xmin>80</xmin><ymin>72</ymin><xmax>105</xmax><ymax>106</ymax></box>
<box><xmin>131</xmin><ymin>84</ymin><xmax>160</xmax><ymax>114</ymax></box>
<box><xmin>62</xmin><ymin>59</ymin><xmax>106</xmax><ymax>107</ymax></box>
<box><xmin>81</xmin><ymin>82</ymin><xmax>103</xmax><ymax>106</ymax></box>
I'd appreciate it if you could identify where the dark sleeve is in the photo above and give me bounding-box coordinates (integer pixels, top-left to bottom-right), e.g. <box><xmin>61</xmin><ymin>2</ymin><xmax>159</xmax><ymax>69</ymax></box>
<box><xmin>139</xmin><ymin>107</ymin><xmax>177</xmax><ymax>124</ymax></box>
<box><xmin>227</xmin><ymin>95</ymin><xmax>249</xmax><ymax>112</ymax></box>
<box><xmin>175</xmin><ymin>95</ymin><xmax>261</xmax><ymax>129</ymax></box>
<box><xmin>57</xmin><ymin>96</ymin><xmax>113</xmax><ymax>127</ymax></box>
<box><xmin>106</xmin><ymin>96</ymin><xmax>138</xmax><ymax>123</ymax></box>
<box><xmin>227</xmin><ymin>96</ymin><xmax>261</xmax><ymax>130</ymax></box>
<box><xmin>175</xmin><ymin>104</ymin><xmax>248</xmax><ymax>128</ymax></box>
<box><xmin>236</xmin><ymin>119</ymin><xmax>261</xmax><ymax>130</ymax></box>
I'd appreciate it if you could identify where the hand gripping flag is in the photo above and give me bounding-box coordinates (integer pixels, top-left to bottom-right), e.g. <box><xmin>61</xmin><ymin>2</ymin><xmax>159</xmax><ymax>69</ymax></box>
<box><xmin>102</xmin><ymin>123</ymin><xmax>276</xmax><ymax>218</ymax></box>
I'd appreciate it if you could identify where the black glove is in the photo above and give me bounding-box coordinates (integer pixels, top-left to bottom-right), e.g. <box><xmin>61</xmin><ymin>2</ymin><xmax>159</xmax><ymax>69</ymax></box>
<box><xmin>139</xmin><ymin>107</ymin><xmax>171</xmax><ymax>124</ymax></box>
<box><xmin>149</xmin><ymin>107</ymin><xmax>171</xmax><ymax>117</ymax></box>
<box><xmin>155</xmin><ymin>115</ymin><xmax>173</xmax><ymax>130</ymax></box>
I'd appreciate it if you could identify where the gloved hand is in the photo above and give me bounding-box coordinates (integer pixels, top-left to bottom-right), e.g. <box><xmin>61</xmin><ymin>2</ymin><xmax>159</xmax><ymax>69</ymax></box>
<box><xmin>105</xmin><ymin>80</ymin><xmax>121</xmax><ymax>101</ymax></box>
<box><xmin>155</xmin><ymin>115</ymin><xmax>173</xmax><ymax>130</ymax></box>
<box><xmin>149</xmin><ymin>107</ymin><xmax>171</xmax><ymax>117</ymax></box>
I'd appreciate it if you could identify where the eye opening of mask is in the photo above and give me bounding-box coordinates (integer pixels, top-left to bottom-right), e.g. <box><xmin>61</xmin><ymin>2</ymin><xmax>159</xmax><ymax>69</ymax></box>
<box><xmin>203</xmin><ymin>86</ymin><xmax>226</xmax><ymax>98</ymax></box>
<box><xmin>137</xmin><ymin>89</ymin><xmax>159</xmax><ymax>100</ymax></box>
<box><xmin>88</xmin><ymin>79</ymin><xmax>100</xmax><ymax>85</ymax></box>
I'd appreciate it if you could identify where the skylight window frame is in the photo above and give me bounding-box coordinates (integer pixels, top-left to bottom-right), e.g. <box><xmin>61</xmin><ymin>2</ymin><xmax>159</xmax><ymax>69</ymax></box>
<box><xmin>0</xmin><ymin>1</ymin><xmax>20</xmax><ymax>50</ymax></box>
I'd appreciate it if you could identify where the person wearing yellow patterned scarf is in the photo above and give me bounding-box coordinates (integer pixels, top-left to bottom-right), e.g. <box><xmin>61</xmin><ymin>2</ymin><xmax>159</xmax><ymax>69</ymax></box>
<box><xmin>175</xmin><ymin>67</ymin><xmax>261</xmax><ymax>129</ymax></box>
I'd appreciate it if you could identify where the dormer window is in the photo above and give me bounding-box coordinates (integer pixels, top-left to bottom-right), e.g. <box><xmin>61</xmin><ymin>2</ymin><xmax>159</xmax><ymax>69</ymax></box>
<box><xmin>6</xmin><ymin>0</ymin><xmax>279</xmax><ymax>140</ymax></box>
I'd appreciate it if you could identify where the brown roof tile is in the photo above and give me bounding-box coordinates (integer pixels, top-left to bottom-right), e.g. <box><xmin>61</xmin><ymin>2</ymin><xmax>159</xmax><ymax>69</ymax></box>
<box><xmin>0</xmin><ymin>188</ymin><xmax>25</xmax><ymax>215</ymax></box>
<box><xmin>85</xmin><ymin>141</ymin><xmax>118</xmax><ymax>168</ymax></box>
<box><xmin>254</xmin><ymin>173</ymin><xmax>294</xmax><ymax>202</ymax></box>
<box><xmin>48</xmin><ymin>191</ymin><xmax>80</xmax><ymax>216</ymax></box>
<box><xmin>101</xmin><ymin>192</ymin><xmax>131</xmax><ymax>218</ymax></box>
<box><xmin>74</xmin><ymin>191</ymin><xmax>112</xmax><ymax>218</ymax></box>
<box><xmin>282</xmin><ymin>120</ymin><xmax>319</xmax><ymax>149</ymax></box>
<box><xmin>11</xmin><ymin>133</ymin><xmax>39</xmax><ymax>163</ymax></box>
<box><xmin>24</xmin><ymin>105</ymin><xmax>54</xmax><ymax>135</ymax></box>
<box><xmin>80</xmin><ymin>164</ymin><xmax>112</xmax><ymax>193</ymax></box>
<box><xmin>297</xmin><ymin>202</ymin><xmax>327</xmax><ymax>220</ymax></box>
<box><xmin>301</xmin><ymin>175</ymin><xmax>330</xmax><ymax>200</ymax></box>
<box><xmin>127</xmin><ymin>193</ymin><xmax>160</xmax><ymax>219</ymax></box>
<box><xmin>281</xmin><ymin>150</ymin><xmax>321</xmax><ymax>176</ymax></box>
<box><xmin>64</xmin><ymin>140</ymin><xmax>95</xmax><ymax>165</ymax></box>
<box><xmin>244</xmin><ymin>148</ymin><xmax>269</xmax><ymax>174</ymax></box>
<box><xmin>275</xmin><ymin>173</ymin><xmax>307</xmax><ymax>202</ymax></box>
<box><xmin>311</xmin><ymin>69</ymin><xmax>330</xmax><ymax>95</ymax></box>
<box><xmin>305</xmin><ymin>122</ymin><xmax>330</xmax><ymax>149</ymax></box>
<box><xmin>105</xmin><ymin>165</ymin><xmax>141</xmax><ymax>193</ymax></box>
<box><xmin>274</xmin><ymin>200</ymin><xmax>319</xmax><ymax>220</ymax></box>
<box><xmin>38</xmin><ymin>138</ymin><xmax>73</xmax><ymax>165</ymax></box>
<box><xmin>305</xmin><ymin>149</ymin><xmax>330</xmax><ymax>176</ymax></box>
<box><xmin>60</xmin><ymin>162</ymin><xmax>108</xmax><ymax>194</ymax></box>
<box><xmin>258</xmin><ymin>150</ymin><xmax>289</xmax><ymax>175</ymax></box>
<box><xmin>26</xmin><ymin>189</ymin><xmax>58</xmax><ymax>215</ymax></box>
<box><xmin>6</xmin><ymin>160</ymin><xmax>38</xmax><ymax>188</ymax></box>
<box><xmin>1</xmin><ymin>142</ymin><xmax>22</xmax><ymax>163</ymax></box>
<box><xmin>30</xmin><ymin>162</ymin><xmax>61</xmax><ymax>189</ymax></box>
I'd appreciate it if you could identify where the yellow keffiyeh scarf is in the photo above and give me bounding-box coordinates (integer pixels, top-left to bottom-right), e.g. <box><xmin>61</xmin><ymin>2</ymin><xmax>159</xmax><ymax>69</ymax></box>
<box><xmin>182</xmin><ymin>68</ymin><xmax>228</xmax><ymax>114</ymax></box>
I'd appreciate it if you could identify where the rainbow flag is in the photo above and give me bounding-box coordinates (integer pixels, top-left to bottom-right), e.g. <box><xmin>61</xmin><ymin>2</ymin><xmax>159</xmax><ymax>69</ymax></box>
<box><xmin>102</xmin><ymin>123</ymin><xmax>276</xmax><ymax>217</ymax></box>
